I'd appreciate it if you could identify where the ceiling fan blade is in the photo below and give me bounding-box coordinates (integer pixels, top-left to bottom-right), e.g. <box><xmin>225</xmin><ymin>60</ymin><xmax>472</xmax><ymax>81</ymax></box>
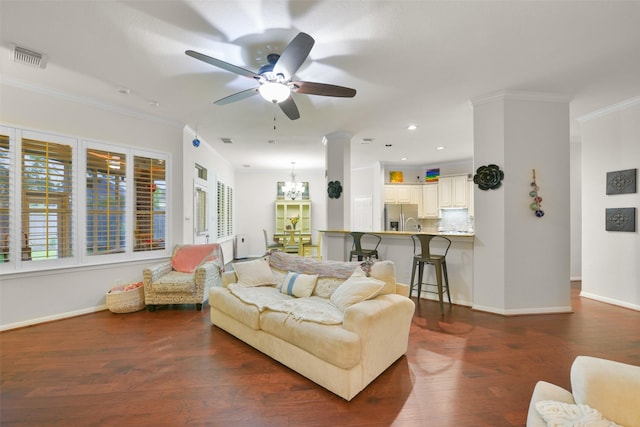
<box><xmin>214</xmin><ymin>88</ymin><xmax>259</xmax><ymax>105</ymax></box>
<box><xmin>292</xmin><ymin>81</ymin><xmax>356</xmax><ymax>98</ymax></box>
<box><xmin>278</xmin><ymin>97</ymin><xmax>300</xmax><ymax>120</ymax></box>
<box><xmin>186</xmin><ymin>50</ymin><xmax>260</xmax><ymax>80</ymax></box>
<box><xmin>273</xmin><ymin>32</ymin><xmax>314</xmax><ymax>80</ymax></box>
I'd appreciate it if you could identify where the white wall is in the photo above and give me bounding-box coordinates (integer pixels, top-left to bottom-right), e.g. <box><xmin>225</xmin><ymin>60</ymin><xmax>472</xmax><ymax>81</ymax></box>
<box><xmin>580</xmin><ymin>98</ymin><xmax>640</xmax><ymax>310</ymax></box>
<box><xmin>382</xmin><ymin>159</ymin><xmax>474</xmax><ymax>184</ymax></box>
<box><xmin>472</xmin><ymin>92</ymin><xmax>571</xmax><ymax>314</ymax></box>
<box><xmin>181</xmin><ymin>127</ymin><xmax>236</xmax><ymax>263</ymax></box>
<box><xmin>234</xmin><ymin>168</ymin><xmax>327</xmax><ymax>258</ymax></box>
<box><xmin>0</xmin><ymin>83</ymin><xmax>184</xmax><ymax>329</ymax></box>
<box><xmin>570</xmin><ymin>140</ymin><xmax>582</xmax><ymax>280</ymax></box>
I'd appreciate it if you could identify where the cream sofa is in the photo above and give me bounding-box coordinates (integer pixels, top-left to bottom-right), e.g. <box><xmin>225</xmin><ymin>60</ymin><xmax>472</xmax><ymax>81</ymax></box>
<box><xmin>209</xmin><ymin>251</ymin><xmax>415</xmax><ymax>401</ymax></box>
<box><xmin>527</xmin><ymin>355</ymin><xmax>640</xmax><ymax>426</ymax></box>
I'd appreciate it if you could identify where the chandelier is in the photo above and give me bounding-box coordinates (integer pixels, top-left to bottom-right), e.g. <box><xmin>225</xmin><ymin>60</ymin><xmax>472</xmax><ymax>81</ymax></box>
<box><xmin>281</xmin><ymin>162</ymin><xmax>305</xmax><ymax>200</ymax></box>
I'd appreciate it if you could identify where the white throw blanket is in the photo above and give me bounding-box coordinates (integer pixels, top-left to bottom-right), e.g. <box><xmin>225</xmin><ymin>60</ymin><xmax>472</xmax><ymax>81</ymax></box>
<box><xmin>228</xmin><ymin>284</ymin><xmax>344</xmax><ymax>325</ymax></box>
<box><xmin>535</xmin><ymin>400</ymin><xmax>621</xmax><ymax>427</ymax></box>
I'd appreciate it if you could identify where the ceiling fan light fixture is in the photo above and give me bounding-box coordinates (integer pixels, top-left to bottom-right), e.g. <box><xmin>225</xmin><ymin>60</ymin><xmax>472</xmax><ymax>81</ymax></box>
<box><xmin>259</xmin><ymin>82</ymin><xmax>290</xmax><ymax>103</ymax></box>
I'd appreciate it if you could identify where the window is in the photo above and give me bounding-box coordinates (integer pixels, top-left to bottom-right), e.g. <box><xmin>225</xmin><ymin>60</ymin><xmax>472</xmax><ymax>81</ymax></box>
<box><xmin>195</xmin><ymin>186</ymin><xmax>208</xmax><ymax>235</ymax></box>
<box><xmin>0</xmin><ymin>124</ymin><xmax>170</xmax><ymax>273</ymax></box>
<box><xmin>22</xmin><ymin>136</ymin><xmax>74</xmax><ymax>261</ymax></box>
<box><xmin>0</xmin><ymin>133</ymin><xmax>10</xmax><ymax>263</ymax></box>
<box><xmin>195</xmin><ymin>163</ymin><xmax>207</xmax><ymax>180</ymax></box>
<box><xmin>194</xmin><ymin>164</ymin><xmax>208</xmax><ymax>236</ymax></box>
<box><xmin>217</xmin><ymin>180</ymin><xmax>233</xmax><ymax>239</ymax></box>
<box><xmin>133</xmin><ymin>155</ymin><xmax>166</xmax><ymax>251</ymax></box>
<box><xmin>86</xmin><ymin>148</ymin><xmax>126</xmax><ymax>255</ymax></box>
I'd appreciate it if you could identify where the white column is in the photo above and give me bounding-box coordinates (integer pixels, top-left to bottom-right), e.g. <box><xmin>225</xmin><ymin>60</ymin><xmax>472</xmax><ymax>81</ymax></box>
<box><xmin>471</xmin><ymin>91</ymin><xmax>572</xmax><ymax>314</ymax></box>
<box><xmin>323</xmin><ymin>131</ymin><xmax>352</xmax><ymax>261</ymax></box>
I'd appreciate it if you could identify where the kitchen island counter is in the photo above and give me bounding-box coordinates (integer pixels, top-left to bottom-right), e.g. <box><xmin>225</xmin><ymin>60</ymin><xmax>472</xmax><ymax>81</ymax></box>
<box><xmin>319</xmin><ymin>229</ymin><xmax>474</xmax><ymax>238</ymax></box>
<box><xmin>320</xmin><ymin>229</ymin><xmax>474</xmax><ymax>306</ymax></box>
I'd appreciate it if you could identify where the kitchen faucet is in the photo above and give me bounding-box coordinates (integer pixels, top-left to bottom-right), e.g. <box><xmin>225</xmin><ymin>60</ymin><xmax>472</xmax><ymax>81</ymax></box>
<box><xmin>404</xmin><ymin>217</ymin><xmax>421</xmax><ymax>232</ymax></box>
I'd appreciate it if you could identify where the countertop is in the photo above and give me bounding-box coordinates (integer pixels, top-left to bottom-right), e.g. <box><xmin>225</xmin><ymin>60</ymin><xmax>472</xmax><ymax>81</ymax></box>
<box><xmin>319</xmin><ymin>229</ymin><xmax>474</xmax><ymax>238</ymax></box>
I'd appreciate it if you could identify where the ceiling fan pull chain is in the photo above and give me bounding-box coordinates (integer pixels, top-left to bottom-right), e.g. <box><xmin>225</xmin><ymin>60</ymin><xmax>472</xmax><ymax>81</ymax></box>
<box><xmin>273</xmin><ymin>105</ymin><xmax>277</xmax><ymax>130</ymax></box>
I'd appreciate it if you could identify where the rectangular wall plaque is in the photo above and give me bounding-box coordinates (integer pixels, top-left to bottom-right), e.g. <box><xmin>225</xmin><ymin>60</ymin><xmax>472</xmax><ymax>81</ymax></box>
<box><xmin>605</xmin><ymin>207</ymin><xmax>636</xmax><ymax>232</ymax></box>
<box><xmin>606</xmin><ymin>168</ymin><xmax>637</xmax><ymax>195</ymax></box>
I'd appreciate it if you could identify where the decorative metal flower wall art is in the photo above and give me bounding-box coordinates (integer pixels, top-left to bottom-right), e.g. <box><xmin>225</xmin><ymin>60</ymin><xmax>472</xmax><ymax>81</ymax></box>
<box><xmin>328</xmin><ymin>180</ymin><xmax>342</xmax><ymax>199</ymax></box>
<box><xmin>605</xmin><ymin>208</ymin><xmax>636</xmax><ymax>232</ymax></box>
<box><xmin>529</xmin><ymin>169</ymin><xmax>544</xmax><ymax>217</ymax></box>
<box><xmin>473</xmin><ymin>164</ymin><xmax>504</xmax><ymax>190</ymax></box>
<box><xmin>606</xmin><ymin>168</ymin><xmax>637</xmax><ymax>195</ymax></box>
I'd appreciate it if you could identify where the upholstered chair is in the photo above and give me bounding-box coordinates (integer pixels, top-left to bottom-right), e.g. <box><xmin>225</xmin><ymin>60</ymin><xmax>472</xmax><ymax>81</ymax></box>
<box><xmin>143</xmin><ymin>243</ymin><xmax>224</xmax><ymax>311</ymax></box>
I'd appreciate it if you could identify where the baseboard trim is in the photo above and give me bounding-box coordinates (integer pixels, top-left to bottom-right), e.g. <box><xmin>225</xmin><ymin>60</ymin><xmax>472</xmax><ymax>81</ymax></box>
<box><xmin>0</xmin><ymin>305</ymin><xmax>107</xmax><ymax>331</ymax></box>
<box><xmin>472</xmin><ymin>304</ymin><xmax>573</xmax><ymax>316</ymax></box>
<box><xmin>579</xmin><ymin>292</ymin><xmax>640</xmax><ymax>312</ymax></box>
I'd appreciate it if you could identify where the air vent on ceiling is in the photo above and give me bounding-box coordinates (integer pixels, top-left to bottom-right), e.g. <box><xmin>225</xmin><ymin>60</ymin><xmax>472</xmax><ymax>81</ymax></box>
<box><xmin>11</xmin><ymin>43</ymin><xmax>48</xmax><ymax>69</ymax></box>
<box><xmin>220</xmin><ymin>137</ymin><xmax>233</xmax><ymax>144</ymax></box>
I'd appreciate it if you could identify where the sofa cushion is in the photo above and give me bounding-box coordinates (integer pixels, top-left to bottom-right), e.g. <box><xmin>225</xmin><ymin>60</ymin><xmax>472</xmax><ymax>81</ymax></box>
<box><xmin>330</xmin><ymin>268</ymin><xmax>385</xmax><ymax>312</ymax></box>
<box><xmin>232</xmin><ymin>257</ymin><xmax>276</xmax><ymax>287</ymax></box>
<box><xmin>260</xmin><ymin>310</ymin><xmax>361</xmax><ymax>369</ymax></box>
<box><xmin>279</xmin><ymin>271</ymin><xmax>318</xmax><ymax>298</ymax></box>
<box><xmin>171</xmin><ymin>244</ymin><xmax>221</xmax><ymax>273</ymax></box>
<box><xmin>210</xmin><ymin>287</ymin><xmax>263</xmax><ymax>330</ymax></box>
<box><xmin>150</xmin><ymin>271</ymin><xmax>196</xmax><ymax>293</ymax></box>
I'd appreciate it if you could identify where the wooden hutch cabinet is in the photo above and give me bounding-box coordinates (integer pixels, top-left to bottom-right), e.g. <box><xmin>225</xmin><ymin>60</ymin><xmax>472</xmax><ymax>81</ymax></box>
<box><xmin>274</xmin><ymin>200</ymin><xmax>311</xmax><ymax>243</ymax></box>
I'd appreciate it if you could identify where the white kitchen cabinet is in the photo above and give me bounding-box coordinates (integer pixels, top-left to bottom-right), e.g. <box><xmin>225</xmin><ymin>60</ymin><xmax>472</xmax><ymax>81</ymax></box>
<box><xmin>396</xmin><ymin>185</ymin><xmax>412</xmax><ymax>203</ymax></box>
<box><xmin>439</xmin><ymin>175</ymin><xmax>468</xmax><ymax>208</ymax></box>
<box><xmin>384</xmin><ymin>185</ymin><xmax>421</xmax><ymax>204</ymax></box>
<box><xmin>409</xmin><ymin>186</ymin><xmax>422</xmax><ymax>205</ymax></box>
<box><xmin>383</xmin><ymin>186</ymin><xmax>396</xmax><ymax>204</ymax></box>
<box><xmin>419</xmin><ymin>183</ymin><xmax>439</xmax><ymax>218</ymax></box>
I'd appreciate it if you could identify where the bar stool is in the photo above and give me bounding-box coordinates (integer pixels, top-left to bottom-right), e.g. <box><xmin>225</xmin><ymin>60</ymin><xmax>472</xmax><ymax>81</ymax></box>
<box><xmin>348</xmin><ymin>232</ymin><xmax>381</xmax><ymax>261</ymax></box>
<box><xmin>409</xmin><ymin>234</ymin><xmax>452</xmax><ymax>314</ymax></box>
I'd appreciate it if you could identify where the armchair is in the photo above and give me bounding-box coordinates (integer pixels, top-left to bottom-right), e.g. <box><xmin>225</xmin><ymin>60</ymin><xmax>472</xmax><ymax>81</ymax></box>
<box><xmin>527</xmin><ymin>355</ymin><xmax>640</xmax><ymax>426</ymax></box>
<box><xmin>143</xmin><ymin>243</ymin><xmax>224</xmax><ymax>311</ymax></box>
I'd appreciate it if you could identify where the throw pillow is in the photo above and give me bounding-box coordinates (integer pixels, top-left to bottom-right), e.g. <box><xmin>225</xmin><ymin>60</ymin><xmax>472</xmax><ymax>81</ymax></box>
<box><xmin>535</xmin><ymin>400</ymin><xmax>621</xmax><ymax>427</ymax></box>
<box><xmin>232</xmin><ymin>258</ymin><xmax>275</xmax><ymax>287</ymax></box>
<box><xmin>171</xmin><ymin>244</ymin><xmax>220</xmax><ymax>273</ymax></box>
<box><xmin>330</xmin><ymin>267</ymin><xmax>385</xmax><ymax>312</ymax></box>
<box><xmin>369</xmin><ymin>260</ymin><xmax>397</xmax><ymax>295</ymax></box>
<box><xmin>279</xmin><ymin>271</ymin><xmax>319</xmax><ymax>298</ymax></box>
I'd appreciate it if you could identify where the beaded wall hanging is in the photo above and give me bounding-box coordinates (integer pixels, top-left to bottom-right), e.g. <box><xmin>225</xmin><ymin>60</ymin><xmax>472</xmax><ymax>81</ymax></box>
<box><xmin>529</xmin><ymin>169</ymin><xmax>544</xmax><ymax>217</ymax></box>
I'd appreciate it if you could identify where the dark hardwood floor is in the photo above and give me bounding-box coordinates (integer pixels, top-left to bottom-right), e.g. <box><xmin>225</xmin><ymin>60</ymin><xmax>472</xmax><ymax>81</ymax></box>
<box><xmin>2</xmin><ymin>282</ymin><xmax>640</xmax><ymax>427</ymax></box>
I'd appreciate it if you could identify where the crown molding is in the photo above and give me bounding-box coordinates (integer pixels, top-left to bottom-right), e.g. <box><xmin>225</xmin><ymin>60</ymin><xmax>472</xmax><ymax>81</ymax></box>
<box><xmin>0</xmin><ymin>76</ymin><xmax>183</xmax><ymax>128</ymax></box>
<box><xmin>576</xmin><ymin>96</ymin><xmax>640</xmax><ymax>123</ymax></box>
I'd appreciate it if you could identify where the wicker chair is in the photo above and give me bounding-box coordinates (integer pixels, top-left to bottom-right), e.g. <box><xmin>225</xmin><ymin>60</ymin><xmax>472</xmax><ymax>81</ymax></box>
<box><xmin>143</xmin><ymin>243</ymin><xmax>224</xmax><ymax>311</ymax></box>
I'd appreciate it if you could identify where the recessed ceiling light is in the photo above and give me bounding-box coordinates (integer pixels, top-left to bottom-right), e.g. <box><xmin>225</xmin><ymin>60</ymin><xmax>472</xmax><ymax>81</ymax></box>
<box><xmin>242</xmin><ymin>164</ymin><xmax>251</xmax><ymax>168</ymax></box>
<box><xmin>385</xmin><ymin>144</ymin><xmax>392</xmax><ymax>147</ymax></box>
<box><xmin>268</xmin><ymin>139</ymin><xmax>276</xmax><ymax>144</ymax></box>
<box><xmin>401</xmin><ymin>157</ymin><xmax>408</xmax><ymax>161</ymax></box>
<box><xmin>118</xmin><ymin>87</ymin><xmax>130</xmax><ymax>95</ymax></box>
<box><xmin>148</xmin><ymin>100</ymin><xmax>159</xmax><ymax>107</ymax></box>
<box><xmin>408</xmin><ymin>124</ymin><xmax>417</xmax><ymax>130</ymax></box>
<box><xmin>436</xmin><ymin>146</ymin><xmax>445</xmax><ymax>150</ymax></box>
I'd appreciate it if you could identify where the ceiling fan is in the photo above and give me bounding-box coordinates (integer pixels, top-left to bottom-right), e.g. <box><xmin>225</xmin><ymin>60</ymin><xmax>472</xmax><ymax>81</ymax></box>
<box><xmin>185</xmin><ymin>32</ymin><xmax>356</xmax><ymax>120</ymax></box>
